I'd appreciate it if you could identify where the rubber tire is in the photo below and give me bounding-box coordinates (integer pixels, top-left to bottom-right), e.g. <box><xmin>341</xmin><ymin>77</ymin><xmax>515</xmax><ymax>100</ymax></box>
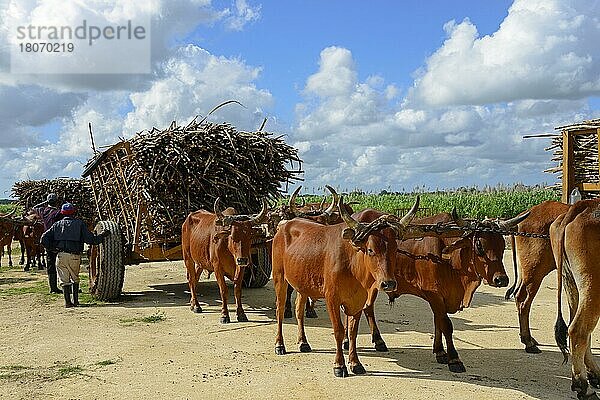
<box><xmin>243</xmin><ymin>246</ymin><xmax>272</xmax><ymax>288</ymax></box>
<box><xmin>92</xmin><ymin>221</ymin><xmax>124</xmax><ymax>301</ymax></box>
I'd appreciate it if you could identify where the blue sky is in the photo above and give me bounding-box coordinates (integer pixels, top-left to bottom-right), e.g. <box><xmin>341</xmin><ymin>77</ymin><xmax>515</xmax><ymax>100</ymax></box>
<box><xmin>0</xmin><ymin>0</ymin><xmax>598</xmax><ymax>198</ymax></box>
<box><xmin>198</xmin><ymin>0</ymin><xmax>514</xmax><ymax>124</ymax></box>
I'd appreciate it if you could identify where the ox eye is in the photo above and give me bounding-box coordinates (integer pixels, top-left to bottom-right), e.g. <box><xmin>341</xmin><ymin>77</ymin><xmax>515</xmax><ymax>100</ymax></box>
<box><xmin>367</xmin><ymin>248</ymin><xmax>375</xmax><ymax>256</ymax></box>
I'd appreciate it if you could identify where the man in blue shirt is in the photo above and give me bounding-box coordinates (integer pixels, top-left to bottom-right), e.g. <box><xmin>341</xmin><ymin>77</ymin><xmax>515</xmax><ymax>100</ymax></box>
<box><xmin>41</xmin><ymin>203</ymin><xmax>110</xmax><ymax>308</ymax></box>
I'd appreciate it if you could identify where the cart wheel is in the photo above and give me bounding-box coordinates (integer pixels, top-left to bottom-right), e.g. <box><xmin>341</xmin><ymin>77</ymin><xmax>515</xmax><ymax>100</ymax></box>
<box><xmin>89</xmin><ymin>221</ymin><xmax>124</xmax><ymax>301</ymax></box>
<box><xmin>243</xmin><ymin>245</ymin><xmax>272</xmax><ymax>288</ymax></box>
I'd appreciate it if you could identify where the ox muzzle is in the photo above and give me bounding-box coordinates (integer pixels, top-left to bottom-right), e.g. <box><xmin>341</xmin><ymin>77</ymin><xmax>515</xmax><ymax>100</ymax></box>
<box><xmin>236</xmin><ymin>257</ymin><xmax>249</xmax><ymax>267</ymax></box>
<box><xmin>380</xmin><ymin>280</ymin><xmax>397</xmax><ymax>293</ymax></box>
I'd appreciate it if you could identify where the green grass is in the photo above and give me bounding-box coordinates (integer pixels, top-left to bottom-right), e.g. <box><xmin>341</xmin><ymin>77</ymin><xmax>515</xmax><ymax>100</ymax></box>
<box><xmin>0</xmin><ymin>270</ymin><xmax>105</xmax><ymax>307</ymax></box>
<box><xmin>0</xmin><ymin>204</ymin><xmax>20</xmax><ymax>214</ymax></box>
<box><xmin>294</xmin><ymin>184</ymin><xmax>559</xmax><ymax>219</ymax></box>
<box><xmin>0</xmin><ymin>358</ymin><xmax>120</xmax><ymax>383</ymax></box>
<box><xmin>119</xmin><ymin>311</ymin><xmax>166</xmax><ymax>325</ymax></box>
<box><xmin>57</xmin><ymin>365</ymin><xmax>84</xmax><ymax>378</ymax></box>
<box><xmin>0</xmin><ymin>278</ymin><xmax>50</xmax><ymax>297</ymax></box>
<box><xmin>0</xmin><ymin>365</ymin><xmax>30</xmax><ymax>381</ymax></box>
<box><xmin>94</xmin><ymin>359</ymin><xmax>119</xmax><ymax>367</ymax></box>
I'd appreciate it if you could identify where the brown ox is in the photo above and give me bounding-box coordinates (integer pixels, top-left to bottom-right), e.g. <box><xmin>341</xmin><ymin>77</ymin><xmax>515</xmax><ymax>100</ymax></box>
<box><xmin>182</xmin><ymin>199</ymin><xmax>268</xmax><ymax>323</ymax></box>
<box><xmin>21</xmin><ymin>220</ymin><xmax>46</xmax><ymax>271</ymax></box>
<box><xmin>353</xmin><ymin>209</ymin><xmax>526</xmax><ymax>372</ymax></box>
<box><xmin>504</xmin><ymin>200</ymin><xmax>570</xmax><ymax>353</ymax></box>
<box><xmin>0</xmin><ymin>209</ymin><xmax>18</xmax><ymax>267</ymax></box>
<box><xmin>280</xmin><ymin>186</ymin><xmax>354</xmax><ymax>319</ymax></box>
<box><xmin>551</xmin><ymin>200</ymin><xmax>600</xmax><ymax>400</ymax></box>
<box><xmin>12</xmin><ymin>224</ymin><xmax>26</xmax><ymax>266</ymax></box>
<box><xmin>272</xmin><ymin>195</ymin><xmax>419</xmax><ymax>377</ymax></box>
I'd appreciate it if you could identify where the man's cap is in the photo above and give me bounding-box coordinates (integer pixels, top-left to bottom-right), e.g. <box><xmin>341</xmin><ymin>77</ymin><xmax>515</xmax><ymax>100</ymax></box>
<box><xmin>47</xmin><ymin>193</ymin><xmax>58</xmax><ymax>203</ymax></box>
<box><xmin>60</xmin><ymin>203</ymin><xmax>76</xmax><ymax>215</ymax></box>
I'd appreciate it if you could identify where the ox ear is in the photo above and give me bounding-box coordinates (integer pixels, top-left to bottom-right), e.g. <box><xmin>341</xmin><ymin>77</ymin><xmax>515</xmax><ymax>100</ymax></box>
<box><xmin>442</xmin><ymin>237</ymin><xmax>471</xmax><ymax>255</ymax></box>
<box><xmin>212</xmin><ymin>230</ymin><xmax>230</xmax><ymax>243</ymax></box>
<box><xmin>342</xmin><ymin>228</ymin><xmax>356</xmax><ymax>240</ymax></box>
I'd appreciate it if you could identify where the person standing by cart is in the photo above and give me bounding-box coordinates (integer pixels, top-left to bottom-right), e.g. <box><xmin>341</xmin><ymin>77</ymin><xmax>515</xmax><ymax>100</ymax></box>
<box><xmin>30</xmin><ymin>193</ymin><xmax>63</xmax><ymax>292</ymax></box>
<box><xmin>41</xmin><ymin>203</ymin><xmax>110</xmax><ymax>308</ymax></box>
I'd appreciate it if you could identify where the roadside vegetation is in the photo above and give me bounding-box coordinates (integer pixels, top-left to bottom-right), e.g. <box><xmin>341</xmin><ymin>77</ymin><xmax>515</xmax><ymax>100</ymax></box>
<box><xmin>297</xmin><ymin>184</ymin><xmax>559</xmax><ymax>219</ymax></box>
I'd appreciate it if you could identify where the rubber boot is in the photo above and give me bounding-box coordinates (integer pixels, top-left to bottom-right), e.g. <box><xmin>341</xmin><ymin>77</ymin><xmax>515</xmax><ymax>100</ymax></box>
<box><xmin>48</xmin><ymin>273</ymin><xmax>62</xmax><ymax>294</ymax></box>
<box><xmin>63</xmin><ymin>285</ymin><xmax>74</xmax><ymax>308</ymax></box>
<box><xmin>72</xmin><ymin>283</ymin><xmax>79</xmax><ymax>307</ymax></box>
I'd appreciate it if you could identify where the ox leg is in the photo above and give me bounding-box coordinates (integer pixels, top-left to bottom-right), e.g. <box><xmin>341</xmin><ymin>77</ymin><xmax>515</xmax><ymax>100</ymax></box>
<box><xmin>213</xmin><ymin>265</ymin><xmax>231</xmax><ymax>324</ymax></box>
<box><xmin>295</xmin><ymin>292</ymin><xmax>311</xmax><ymax>353</ymax></box>
<box><xmin>433</xmin><ymin>318</ymin><xmax>447</xmax><ymax>364</ymax></box>
<box><xmin>326</xmin><ymin>298</ymin><xmax>348</xmax><ymax>378</ymax></box>
<box><xmin>23</xmin><ymin>245</ymin><xmax>31</xmax><ymax>271</ymax></box>
<box><xmin>184</xmin><ymin>257</ymin><xmax>202</xmax><ymax>313</ymax></box>
<box><xmin>364</xmin><ymin>287</ymin><xmax>387</xmax><ymax>352</ymax></box>
<box><xmin>347</xmin><ymin>311</ymin><xmax>366</xmax><ymax>375</ymax></box>
<box><xmin>284</xmin><ymin>285</ymin><xmax>294</xmax><ymax>319</ymax></box>
<box><xmin>19</xmin><ymin>240</ymin><xmax>24</xmax><ymax>265</ymax></box>
<box><xmin>343</xmin><ymin>314</ymin><xmax>350</xmax><ymax>351</ymax></box>
<box><xmin>429</xmin><ymin>297</ymin><xmax>464</xmax><ymax>373</ymax></box>
<box><xmin>305</xmin><ymin>298</ymin><xmax>318</xmax><ymax>319</ymax></box>
<box><xmin>273</xmin><ymin>266</ymin><xmax>288</xmax><ymax>355</ymax></box>
<box><xmin>515</xmin><ymin>276</ymin><xmax>544</xmax><ymax>353</ymax></box>
<box><xmin>570</xmin><ymin>296</ymin><xmax>600</xmax><ymax>399</ymax></box>
<box><xmin>233</xmin><ymin>266</ymin><xmax>248</xmax><ymax>322</ymax></box>
<box><xmin>585</xmin><ymin>334</ymin><xmax>600</xmax><ymax>389</ymax></box>
<box><xmin>7</xmin><ymin>243</ymin><xmax>12</xmax><ymax>267</ymax></box>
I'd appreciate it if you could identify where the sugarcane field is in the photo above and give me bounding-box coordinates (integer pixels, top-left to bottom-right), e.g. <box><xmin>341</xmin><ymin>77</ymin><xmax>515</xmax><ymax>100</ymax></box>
<box><xmin>2</xmin><ymin>2</ymin><xmax>600</xmax><ymax>400</ymax></box>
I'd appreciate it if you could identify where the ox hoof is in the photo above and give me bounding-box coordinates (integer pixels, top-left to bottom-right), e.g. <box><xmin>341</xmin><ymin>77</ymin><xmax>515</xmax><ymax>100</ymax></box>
<box><xmin>577</xmin><ymin>393</ymin><xmax>600</xmax><ymax>400</ymax></box>
<box><xmin>299</xmin><ymin>343</ymin><xmax>312</xmax><ymax>353</ymax></box>
<box><xmin>333</xmin><ymin>366</ymin><xmax>349</xmax><ymax>378</ymax></box>
<box><xmin>284</xmin><ymin>309</ymin><xmax>292</xmax><ymax>319</ymax></box>
<box><xmin>525</xmin><ymin>345</ymin><xmax>542</xmax><ymax>354</ymax></box>
<box><xmin>237</xmin><ymin>314</ymin><xmax>248</xmax><ymax>323</ymax></box>
<box><xmin>374</xmin><ymin>341</ymin><xmax>388</xmax><ymax>352</ymax></box>
<box><xmin>436</xmin><ymin>353</ymin><xmax>448</xmax><ymax>364</ymax></box>
<box><xmin>191</xmin><ymin>305</ymin><xmax>203</xmax><ymax>313</ymax></box>
<box><xmin>275</xmin><ymin>345</ymin><xmax>286</xmax><ymax>355</ymax></box>
<box><xmin>589</xmin><ymin>374</ymin><xmax>600</xmax><ymax>389</ymax></box>
<box><xmin>305</xmin><ymin>308</ymin><xmax>318</xmax><ymax>319</ymax></box>
<box><xmin>23</xmin><ymin>266</ymin><xmax>30</xmax><ymax>272</ymax></box>
<box><xmin>343</xmin><ymin>340</ymin><xmax>349</xmax><ymax>351</ymax></box>
<box><xmin>448</xmin><ymin>361</ymin><xmax>466</xmax><ymax>373</ymax></box>
<box><xmin>350</xmin><ymin>363</ymin><xmax>366</xmax><ymax>375</ymax></box>
<box><xmin>220</xmin><ymin>316</ymin><xmax>231</xmax><ymax>324</ymax></box>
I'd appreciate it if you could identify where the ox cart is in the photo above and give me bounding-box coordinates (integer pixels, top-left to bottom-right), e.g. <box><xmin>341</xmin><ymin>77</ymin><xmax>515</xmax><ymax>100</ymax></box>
<box><xmin>81</xmin><ymin>118</ymin><xmax>302</xmax><ymax>301</ymax></box>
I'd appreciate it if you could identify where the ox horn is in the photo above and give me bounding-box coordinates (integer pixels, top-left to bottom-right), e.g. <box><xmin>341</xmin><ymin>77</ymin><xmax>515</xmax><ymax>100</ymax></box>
<box><xmin>288</xmin><ymin>186</ymin><xmax>303</xmax><ymax>216</ymax></box>
<box><xmin>397</xmin><ymin>196</ymin><xmax>420</xmax><ymax>227</ymax></box>
<box><xmin>214</xmin><ymin>197</ymin><xmax>226</xmax><ymax>221</ymax></box>
<box><xmin>338</xmin><ymin>194</ymin><xmax>359</xmax><ymax>230</ymax></box>
<box><xmin>318</xmin><ymin>196</ymin><xmax>327</xmax><ymax>212</ymax></box>
<box><xmin>251</xmin><ymin>199</ymin><xmax>269</xmax><ymax>224</ymax></box>
<box><xmin>0</xmin><ymin>207</ymin><xmax>17</xmax><ymax>219</ymax></box>
<box><xmin>498</xmin><ymin>211</ymin><xmax>530</xmax><ymax>231</ymax></box>
<box><xmin>451</xmin><ymin>207</ymin><xmax>469</xmax><ymax>227</ymax></box>
<box><xmin>324</xmin><ymin>185</ymin><xmax>339</xmax><ymax>216</ymax></box>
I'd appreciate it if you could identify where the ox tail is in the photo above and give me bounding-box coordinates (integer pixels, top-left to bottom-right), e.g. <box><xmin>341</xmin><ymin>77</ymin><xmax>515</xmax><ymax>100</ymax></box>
<box><xmin>553</xmin><ymin>227</ymin><xmax>569</xmax><ymax>364</ymax></box>
<box><xmin>504</xmin><ymin>235</ymin><xmax>518</xmax><ymax>300</ymax></box>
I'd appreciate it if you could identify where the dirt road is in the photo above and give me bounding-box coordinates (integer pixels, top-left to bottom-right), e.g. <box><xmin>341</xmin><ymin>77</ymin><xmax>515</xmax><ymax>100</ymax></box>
<box><xmin>0</xmin><ymin>251</ymin><xmax>596</xmax><ymax>399</ymax></box>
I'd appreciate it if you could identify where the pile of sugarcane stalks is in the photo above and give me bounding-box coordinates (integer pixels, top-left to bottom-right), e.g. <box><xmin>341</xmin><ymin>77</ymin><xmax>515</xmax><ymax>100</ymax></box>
<box><xmin>11</xmin><ymin>178</ymin><xmax>96</xmax><ymax>225</ymax></box>
<box><xmin>536</xmin><ymin>119</ymin><xmax>600</xmax><ymax>197</ymax></box>
<box><xmin>83</xmin><ymin>117</ymin><xmax>303</xmax><ymax>246</ymax></box>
